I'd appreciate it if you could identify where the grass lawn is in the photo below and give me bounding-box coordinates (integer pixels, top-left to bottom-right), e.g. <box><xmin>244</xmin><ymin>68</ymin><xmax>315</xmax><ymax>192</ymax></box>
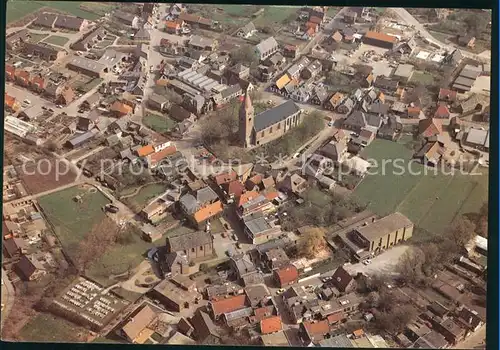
<box><xmin>86</xmin><ymin>233</ymin><xmax>154</xmax><ymax>286</ymax></box>
<box><xmin>43</xmin><ymin>35</ymin><xmax>70</xmax><ymax>46</ymax></box>
<box><xmin>209</xmin><ymin>217</ymin><xmax>225</xmax><ymax>233</ymax></box>
<box><xmin>38</xmin><ymin>186</ymin><xmax>110</xmax><ymax>261</ymax></box>
<box><xmin>352</xmin><ymin>139</ymin><xmax>488</xmax><ymax>236</ymax></box>
<box><xmin>327</xmin><ymin>7</ymin><xmax>340</xmax><ymax>17</ymax></box>
<box><xmin>26</xmin><ymin>33</ymin><xmax>49</xmax><ymax>44</ymax></box>
<box><xmin>410</xmin><ymin>71</ymin><xmax>435</xmax><ymax>85</ymax></box>
<box><xmin>143</xmin><ymin>113</ymin><xmax>177</xmax><ymax>134</ymax></box>
<box><xmin>127</xmin><ymin>183</ymin><xmax>168</xmax><ymax>209</ymax></box>
<box><xmin>20</xmin><ymin>313</ymin><xmax>88</xmax><ymax>342</ymax></box>
<box><xmin>6</xmin><ymin>1</ymin><xmax>102</xmax><ymax>23</ymax></box>
<box><xmin>304</xmin><ymin>187</ymin><xmax>333</xmax><ymax>207</ymax></box>
<box><xmin>254</xmin><ymin>6</ymin><xmax>298</xmax><ymax>26</ymax></box>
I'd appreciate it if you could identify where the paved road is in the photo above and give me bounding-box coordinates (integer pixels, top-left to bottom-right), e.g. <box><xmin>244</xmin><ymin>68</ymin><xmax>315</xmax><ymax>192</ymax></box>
<box><xmin>454</xmin><ymin>325</ymin><xmax>485</xmax><ymax>349</ymax></box>
<box><xmin>1</xmin><ymin>268</ymin><xmax>15</xmax><ymax>327</ymax></box>
<box><xmin>390</xmin><ymin>8</ymin><xmax>490</xmax><ymax>62</ymax></box>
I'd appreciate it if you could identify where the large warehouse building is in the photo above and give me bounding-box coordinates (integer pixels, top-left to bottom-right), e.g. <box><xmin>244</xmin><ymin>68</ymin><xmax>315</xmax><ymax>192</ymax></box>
<box><xmin>362</xmin><ymin>31</ymin><xmax>398</xmax><ymax>49</ymax></box>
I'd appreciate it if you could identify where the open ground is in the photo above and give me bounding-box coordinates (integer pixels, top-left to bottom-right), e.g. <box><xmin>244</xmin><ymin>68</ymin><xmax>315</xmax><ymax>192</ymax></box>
<box><xmin>20</xmin><ymin>312</ymin><xmax>89</xmax><ymax>342</ymax></box>
<box><xmin>352</xmin><ymin>139</ymin><xmax>488</xmax><ymax>235</ymax></box>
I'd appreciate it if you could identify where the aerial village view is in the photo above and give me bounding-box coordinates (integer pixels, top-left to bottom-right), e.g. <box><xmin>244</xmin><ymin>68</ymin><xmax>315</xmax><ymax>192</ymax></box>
<box><xmin>1</xmin><ymin>2</ymin><xmax>490</xmax><ymax>348</ymax></box>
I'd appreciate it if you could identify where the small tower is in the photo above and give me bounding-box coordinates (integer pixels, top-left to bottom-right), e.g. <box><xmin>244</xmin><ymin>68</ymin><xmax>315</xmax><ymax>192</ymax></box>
<box><xmin>239</xmin><ymin>92</ymin><xmax>254</xmax><ymax>148</ymax></box>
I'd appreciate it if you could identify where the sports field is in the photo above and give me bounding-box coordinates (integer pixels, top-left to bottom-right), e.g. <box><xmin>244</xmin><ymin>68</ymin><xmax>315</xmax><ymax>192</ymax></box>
<box><xmin>353</xmin><ymin>139</ymin><xmax>488</xmax><ymax>235</ymax></box>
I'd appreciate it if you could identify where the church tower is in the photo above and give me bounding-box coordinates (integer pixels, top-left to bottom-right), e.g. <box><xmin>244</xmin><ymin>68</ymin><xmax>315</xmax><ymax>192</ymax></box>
<box><xmin>239</xmin><ymin>92</ymin><xmax>254</xmax><ymax>148</ymax></box>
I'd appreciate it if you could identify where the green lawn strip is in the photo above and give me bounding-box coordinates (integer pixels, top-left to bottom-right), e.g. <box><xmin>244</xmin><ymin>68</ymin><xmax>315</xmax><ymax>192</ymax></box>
<box><xmin>143</xmin><ymin>114</ymin><xmax>176</xmax><ymax>133</ymax></box>
<box><xmin>20</xmin><ymin>313</ymin><xmax>87</xmax><ymax>342</ymax></box>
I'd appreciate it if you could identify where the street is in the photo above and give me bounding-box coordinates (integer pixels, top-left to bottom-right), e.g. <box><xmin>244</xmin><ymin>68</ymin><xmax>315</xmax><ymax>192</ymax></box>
<box><xmin>454</xmin><ymin>325</ymin><xmax>486</xmax><ymax>349</ymax></box>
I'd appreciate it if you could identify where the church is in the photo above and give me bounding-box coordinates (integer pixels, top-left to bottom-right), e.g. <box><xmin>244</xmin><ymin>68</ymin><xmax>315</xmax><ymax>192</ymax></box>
<box><xmin>239</xmin><ymin>93</ymin><xmax>303</xmax><ymax>148</ymax></box>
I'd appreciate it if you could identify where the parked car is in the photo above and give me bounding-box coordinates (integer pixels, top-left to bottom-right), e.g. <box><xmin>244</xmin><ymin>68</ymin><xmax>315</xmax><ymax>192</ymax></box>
<box><xmin>276</xmin><ymin>288</ymin><xmax>285</xmax><ymax>295</ymax></box>
<box><xmin>105</xmin><ymin>204</ymin><xmax>120</xmax><ymax>213</ymax></box>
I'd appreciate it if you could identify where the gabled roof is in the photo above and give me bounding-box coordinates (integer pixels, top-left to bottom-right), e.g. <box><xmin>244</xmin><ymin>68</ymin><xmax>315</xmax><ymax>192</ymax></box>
<box><xmin>238</xmin><ymin>191</ymin><xmax>260</xmax><ymax>207</ymax></box>
<box><xmin>122</xmin><ymin>305</ymin><xmax>157</xmax><ymax>341</ymax></box>
<box><xmin>331</xmin><ymin>267</ymin><xmax>353</xmax><ymax>292</ymax></box>
<box><xmin>418</xmin><ymin>118</ymin><xmax>442</xmax><ymax>137</ymax></box>
<box><xmin>167</xmin><ymin>230</ymin><xmax>212</xmax><ymax>252</ymax></box>
<box><xmin>191</xmin><ymin>310</ymin><xmax>219</xmax><ymax>341</ymax></box>
<box><xmin>256</xmin><ymin>37</ymin><xmax>279</xmax><ymax>55</ymax></box>
<box><xmin>193</xmin><ymin>201</ymin><xmax>223</xmax><ymax>223</ymax></box>
<box><xmin>434</xmin><ymin>105</ymin><xmax>450</xmax><ymax>118</ymax></box>
<box><xmin>211</xmin><ymin>294</ymin><xmax>247</xmax><ymax>316</ymax></box>
<box><xmin>254</xmin><ymin>100</ymin><xmax>300</xmax><ymax>132</ymax></box>
<box><xmin>137</xmin><ymin>145</ymin><xmax>155</xmax><ymax>157</ymax></box>
<box><xmin>214</xmin><ymin>171</ymin><xmax>237</xmax><ymax>186</ymax></box>
<box><xmin>274</xmin><ymin>265</ymin><xmax>299</xmax><ymax>285</ymax></box>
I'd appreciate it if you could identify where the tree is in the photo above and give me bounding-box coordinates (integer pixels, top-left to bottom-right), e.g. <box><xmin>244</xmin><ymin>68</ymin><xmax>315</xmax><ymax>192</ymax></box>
<box><xmin>448</xmin><ymin>216</ymin><xmax>476</xmax><ymax>248</ymax></box>
<box><xmin>398</xmin><ymin>247</ymin><xmax>425</xmax><ymax>285</ymax></box>
<box><xmin>299</xmin><ymin>227</ymin><xmax>326</xmax><ymax>258</ymax></box>
<box><xmin>230</xmin><ymin>45</ymin><xmax>258</xmax><ymax>67</ymax></box>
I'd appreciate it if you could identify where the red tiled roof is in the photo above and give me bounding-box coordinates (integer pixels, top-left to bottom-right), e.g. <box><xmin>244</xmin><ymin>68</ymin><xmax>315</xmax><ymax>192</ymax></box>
<box><xmin>137</xmin><ymin>145</ymin><xmax>155</xmax><ymax>157</ymax></box>
<box><xmin>309</xmin><ymin>16</ymin><xmax>322</xmax><ymax>24</ymax></box>
<box><xmin>15</xmin><ymin>69</ymin><xmax>30</xmax><ymax>82</ymax></box>
<box><xmin>31</xmin><ymin>75</ymin><xmax>45</xmax><ymax>89</ymax></box>
<box><xmin>364</xmin><ymin>31</ymin><xmax>398</xmax><ymax>43</ymax></box>
<box><xmin>224</xmin><ymin>180</ymin><xmax>245</xmax><ymax>197</ymax></box>
<box><xmin>110</xmin><ymin>101</ymin><xmax>134</xmax><ymax>115</ymax></box>
<box><xmin>211</xmin><ymin>294</ymin><xmax>247</xmax><ymax>316</ymax></box>
<box><xmin>254</xmin><ymin>307</ymin><xmax>272</xmax><ymax>321</ymax></box>
<box><xmin>237</xmin><ymin>190</ymin><xmax>259</xmax><ymax>207</ymax></box>
<box><xmin>419</xmin><ymin>118</ymin><xmax>442</xmax><ymax>138</ymax></box>
<box><xmin>148</xmin><ymin>145</ymin><xmax>177</xmax><ymax>165</ymax></box>
<box><xmin>265</xmin><ymin>191</ymin><xmax>279</xmax><ymax>201</ymax></box>
<box><xmin>5</xmin><ymin>64</ymin><xmax>15</xmax><ymax>77</ymax></box>
<box><xmin>214</xmin><ymin>171</ymin><xmax>237</xmax><ymax>186</ymax></box>
<box><xmin>407</xmin><ymin>106</ymin><xmax>421</xmax><ymax>117</ymax></box>
<box><xmin>438</xmin><ymin>88</ymin><xmax>457</xmax><ymax>101</ymax></box>
<box><xmin>193</xmin><ymin>201</ymin><xmax>223</xmax><ymax>223</ymax></box>
<box><xmin>165</xmin><ymin>20</ymin><xmax>180</xmax><ymax>29</ymax></box>
<box><xmin>274</xmin><ymin>265</ymin><xmax>298</xmax><ymax>286</ymax></box>
<box><xmin>303</xmin><ymin>320</ymin><xmax>330</xmax><ymax>336</ymax></box>
<box><xmin>434</xmin><ymin>105</ymin><xmax>450</xmax><ymax>118</ymax></box>
<box><xmin>260</xmin><ymin>316</ymin><xmax>282</xmax><ymax>334</ymax></box>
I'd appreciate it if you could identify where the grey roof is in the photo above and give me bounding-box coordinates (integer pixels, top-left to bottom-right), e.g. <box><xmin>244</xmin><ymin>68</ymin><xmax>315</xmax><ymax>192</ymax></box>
<box><xmin>98</xmin><ymin>49</ymin><xmax>127</xmax><ymax>69</ymax></box>
<box><xmin>67</xmin><ymin>56</ymin><xmax>106</xmax><ymax>74</ymax></box>
<box><xmin>466</xmin><ymin>128</ymin><xmax>489</xmax><ymax>146</ymax></box>
<box><xmin>72</xmin><ymin>26</ymin><xmax>107</xmax><ymax>51</ymax></box>
<box><xmin>68</xmin><ymin>131</ymin><xmax>95</xmax><ymax>147</ymax></box>
<box><xmin>312</xmin><ymin>86</ymin><xmax>329</xmax><ymax>103</ymax></box>
<box><xmin>239</xmin><ymin>22</ymin><xmax>256</xmax><ymax>35</ymax></box>
<box><xmin>221</xmin><ymin>84</ymin><xmax>242</xmax><ymax>99</ymax></box>
<box><xmin>191</xmin><ymin>310</ymin><xmax>219</xmax><ymax>341</ymax></box>
<box><xmin>149</xmin><ymin>92</ymin><xmax>169</xmax><ymax>105</ymax></box>
<box><xmin>255</xmin><ymin>237</ymin><xmax>291</xmax><ymax>254</ymax></box>
<box><xmin>394</xmin><ymin>63</ymin><xmax>414</xmax><ymax>78</ymax></box>
<box><xmin>356</xmin><ymin>212</ymin><xmax>413</xmax><ymax>241</ymax></box>
<box><xmin>320</xmin><ymin>141</ymin><xmax>346</xmax><ymax>162</ymax></box>
<box><xmin>165</xmin><ymin>252</ymin><xmax>188</xmax><ymax>268</ymax></box>
<box><xmin>244</xmin><ymin>215</ymin><xmax>273</xmax><ymax>237</ymax></box>
<box><xmin>167</xmin><ymin>231</ymin><xmax>212</xmax><ymax>252</ymax></box>
<box><xmin>189</xmin><ymin>35</ymin><xmax>215</xmax><ymax>48</ymax></box>
<box><xmin>114</xmin><ymin>10</ymin><xmax>135</xmax><ymax>24</ymax></box>
<box><xmin>23</xmin><ymin>42</ymin><xmax>62</xmax><ymax>58</ymax></box>
<box><xmin>368</xmin><ymin>103</ymin><xmax>390</xmax><ymax>115</ymax></box>
<box><xmin>196</xmin><ymin>186</ymin><xmax>219</xmax><ymax>205</ymax></box>
<box><xmin>33</xmin><ymin>13</ymin><xmax>57</xmax><ymax>27</ymax></box>
<box><xmin>374</xmin><ymin>76</ymin><xmax>399</xmax><ymax>90</ymax></box>
<box><xmin>288</xmin><ymin>57</ymin><xmax>310</xmax><ymax>77</ymax></box>
<box><xmin>179</xmin><ymin>194</ymin><xmax>199</xmax><ymax>214</ymax></box>
<box><xmin>54</xmin><ymin>15</ymin><xmax>84</xmax><ymax>30</ymax></box>
<box><xmin>344</xmin><ymin>110</ymin><xmax>382</xmax><ymax>129</ymax></box>
<box><xmin>254</xmin><ymin>100</ymin><xmax>301</xmax><ymax>132</ymax></box>
<box><xmin>224</xmin><ymin>307</ymin><xmax>253</xmax><ymax>322</ymax></box>
<box><xmin>241</xmin><ymin>195</ymin><xmax>268</xmax><ymax>211</ymax></box>
<box><xmin>319</xmin><ymin>334</ymin><xmax>354</xmax><ymax>347</ymax></box>
<box><xmin>231</xmin><ymin>254</ymin><xmax>256</xmax><ymax>276</ymax></box>
<box><xmin>256</xmin><ymin>37</ymin><xmax>279</xmax><ymax>55</ymax></box>
<box><xmin>135</xmin><ymin>27</ymin><xmax>150</xmax><ymax>40</ymax></box>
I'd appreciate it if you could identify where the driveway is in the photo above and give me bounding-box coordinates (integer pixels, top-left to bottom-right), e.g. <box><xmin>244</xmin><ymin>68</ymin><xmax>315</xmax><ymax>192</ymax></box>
<box><xmin>343</xmin><ymin>245</ymin><xmax>411</xmax><ymax>276</ymax></box>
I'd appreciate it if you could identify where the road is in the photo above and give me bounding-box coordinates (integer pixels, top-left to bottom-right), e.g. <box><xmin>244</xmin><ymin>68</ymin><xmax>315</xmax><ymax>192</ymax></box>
<box><xmin>454</xmin><ymin>325</ymin><xmax>485</xmax><ymax>349</ymax></box>
<box><xmin>390</xmin><ymin>8</ymin><xmax>490</xmax><ymax>62</ymax></box>
<box><xmin>1</xmin><ymin>268</ymin><xmax>15</xmax><ymax>327</ymax></box>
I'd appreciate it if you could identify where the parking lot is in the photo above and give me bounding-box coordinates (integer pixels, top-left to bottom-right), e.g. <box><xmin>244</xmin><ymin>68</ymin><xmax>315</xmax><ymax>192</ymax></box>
<box><xmin>5</xmin><ymin>83</ymin><xmax>57</xmax><ymax>112</ymax></box>
<box><xmin>343</xmin><ymin>245</ymin><xmax>411</xmax><ymax>276</ymax></box>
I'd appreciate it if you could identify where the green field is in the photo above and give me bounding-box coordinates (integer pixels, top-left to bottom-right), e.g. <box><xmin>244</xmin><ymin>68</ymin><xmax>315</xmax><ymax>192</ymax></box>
<box><xmin>410</xmin><ymin>71</ymin><xmax>435</xmax><ymax>85</ymax></box>
<box><xmin>127</xmin><ymin>183</ymin><xmax>168</xmax><ymax>209</ymax></box>
<box><xmin>143</xmin><ymin>114</ymin><xmax>177</xmax><ymax>134</ymax></box>
<box><xmin>26</xmin><ymin>33</ymin><xmax>48</xmax><ymax>43</ymax></box>
<box><xmin>20</xmin><ymin>313</ymin><xmax>88</xmax><ymax>342</ymax></box>
<box><xmin>38</xmin><ymin>186</ymin><xmax>110</xmax><ymax>260</ymax></box>
<box><xmin>86</xmin><ymin>232</ymin><xmax>154</xmax><ymax>286</ymax></box>
<box><xmin>254</xmin><ymin>6</ymin><xmax>299</xmax><ymax>26</ymax></box>
<box><xmin>352</xmin><ymin>139</ymin><xmax>488</xmax><ymax>235</ymax></box>
<box><xmin>43</xmin><ymin>35</ymin><xmax>69</xmax><ymax>46</ymax></box>
<box><xmin>6</xmin><ymin>1</ymin><xmax>103</xmax><ymax>24</ymax></box>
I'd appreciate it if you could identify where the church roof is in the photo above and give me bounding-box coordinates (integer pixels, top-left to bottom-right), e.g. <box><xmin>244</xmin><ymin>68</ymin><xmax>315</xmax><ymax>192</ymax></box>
<box><xmin>253</xmin><ymin>100</ymin><xmax>301</xmax><ymax>132</ymax></box>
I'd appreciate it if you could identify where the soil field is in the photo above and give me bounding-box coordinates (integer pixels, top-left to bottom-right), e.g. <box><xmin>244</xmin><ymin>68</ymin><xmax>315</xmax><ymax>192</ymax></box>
<box><xmin>16</xmin><ymin>158</ymin><xmax>78</xmax><ymax>195</ymax></box>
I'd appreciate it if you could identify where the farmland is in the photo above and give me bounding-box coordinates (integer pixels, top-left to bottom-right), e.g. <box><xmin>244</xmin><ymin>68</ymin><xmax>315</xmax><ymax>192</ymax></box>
<box><xmin>16</xmin><ymin>158</ymin><xmax>78</xmax><ymax>195</ymax></box>
<box><xmin>37</xmin><ymin>185</ymin><xmax>110</xmax><ymax>261</ymax></box>
<box><xmin>353</xmin><ymin>139</ymin><xmax>488</xmax><ymax>236</ymax></box>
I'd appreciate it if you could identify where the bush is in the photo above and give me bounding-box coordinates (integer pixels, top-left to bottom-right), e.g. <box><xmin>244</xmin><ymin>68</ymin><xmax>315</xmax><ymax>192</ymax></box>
<box><xmin>199</xmin><ymin>263</ymin><xmax>209</xmax><ymax>272</ymax></box>
<box><xmin>189</xmin><ymin>261</ymin><xmax>196</xmax><ymax>267</ymax></box>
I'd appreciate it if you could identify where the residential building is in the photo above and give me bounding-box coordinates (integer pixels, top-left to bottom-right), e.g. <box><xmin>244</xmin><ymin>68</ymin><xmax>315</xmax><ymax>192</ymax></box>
<box><xmin>393</xmin><ymin>64</ymin><xmax>414</xmax><ymax>82</ymax></box>
<box><xmin>363</xmin><ymin>31</ymin><xmax>398</xmax><ymax>49</ymax></box>
<box><xmin>190</xmin><ymin>310</ymin><xmax>221</xmax><ymax>344</ymax></box>
<box><xmin>188</xmin><ymin>35</ymin><xmax>217</xmax><ymax>51</ymax></box>
<box><xmin>419</xmin><ymin>118</ymin><xmax>442</xmax><ymax>138</ymax></box>
<box><xmin>262</xmin><ymin>247</ymin><xmax>290</xmax><ymax>271</ymax></box>
<box><xmin>273</xmin><ymin>264</ymin><xmax>299</xmax><ymax>287</ymax></box>
<box><xmin>243</xmin><ymin>212</ymin><xmax>282</xmax><ymax>245</ymax></box>
<box><xmin>23</xmin><ymin>42</ymin><xmax>66</xmax><ymax>61</ymax></box>
<box><xmin>209</xmin><ymin>294</ymin><xmax>248</xmax><ymax>320</ymax></box>
<box><xmin>237</xmin><ymin>22</ymin><xmax>257</xmax><ymax>38</ymax></box>
<box><xmin>148</xmin><ymin>279</ymin><xmax>198</xmax><ymax>312</ymax></box>
<box><xmin>465</xmin><ymin>128</ymin><xmax>489</xmax><ymax>151</ymax></box>
<box><xmin>342</xmin><ymin>111</ymin><xmax>383</xmax><ymax>133</ymax></box>
<box><xmin>14</xmin><ymin>254</ymin><xmax>46</xmax><ymax>281</ymax></box>
<box><xmin>54</xmin><ymin>15</ymin><xmax>88</xmax><ymax>31</ymax></box>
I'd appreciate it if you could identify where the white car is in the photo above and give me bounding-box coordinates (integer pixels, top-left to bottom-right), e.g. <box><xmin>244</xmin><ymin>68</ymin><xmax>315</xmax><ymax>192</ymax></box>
<box><xmin>362</xmin><ymin>259</ymin><xmax>372</xmax><ymax>265</ymax></box>
<box><xmin>276</xmin><ymin>288</ymin><xmax>285</xmax><ymax>295</ymax></box>
<box><xmin>23</xmin><ymin>99</ymin><xmax>31</xmax><ymax>105</ymax></box>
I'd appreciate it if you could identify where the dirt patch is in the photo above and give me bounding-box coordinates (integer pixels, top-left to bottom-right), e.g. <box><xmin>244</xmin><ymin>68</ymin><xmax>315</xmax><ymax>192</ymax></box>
<box><xmin>16</xmin><ymin>158</ymin><xmax>77</xmax><ymax>195</ymax></box>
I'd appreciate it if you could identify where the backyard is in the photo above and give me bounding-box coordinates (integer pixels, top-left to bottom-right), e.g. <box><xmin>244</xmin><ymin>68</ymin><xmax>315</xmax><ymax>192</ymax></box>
<box><xmin>42</xmin><ymin>35</ymin><xmax>70</xmax><ymax>47</ymax></box>
<box><xmin>122</xmin><ymin>183</ymin><xmax>168</xmax><ymax>210</ymax></box>
<box><xmin>143</xmin><ymin>113</ymin><xmax>177</xmax><ymax>134</ymax></box>
<box><xmin>20</xmin><ymin>313</ymin><xmax>89</xmax><ymax>342</ymax></box>
<box><xmin>37</xmin><ymin>185</ymin><xmax>110</xmax><ymax>261</ymax></box>
<box><xmin>352</xmin><ymin>139</ymin><xmax>488</xmax><ymax>236</ymax></box>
